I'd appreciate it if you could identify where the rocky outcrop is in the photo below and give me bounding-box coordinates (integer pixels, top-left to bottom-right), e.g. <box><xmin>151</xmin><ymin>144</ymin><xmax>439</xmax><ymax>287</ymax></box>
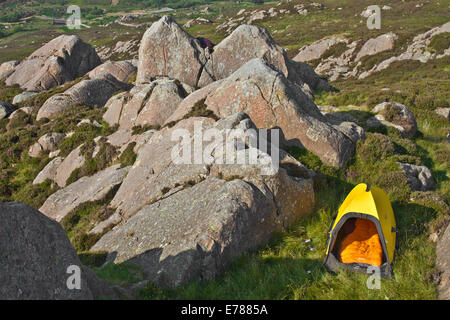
<box><xmin>88</xmin><ymin>60</ymin><xmax>137</xmax><ymax>82</ymax></box>
<box><xmin>0</xmin><ymin>60</ymin><xmax>19</xmax><ymax>80</ymax></box>
<box><xmin>313</xmin><ymin>39</ymin><xmax>360</xmax><ymax>82</ymax></box>
<box><xmin>136</xmin><ymin>17</ymin><xmax>331</xmax><ymax>92</ymax></box>
<box><xmin>91</xmin><ymin>112</ymin><xmax>315</xmax><ymax>287</ymax></box>
<box><xmin>0</xmin><ymin>101</ymin><xmax>16</xmax><ymax>119</ymax></box>
<box><xmin>437</xmin><ymin>223</ymin><xmax>450</xmax><ymax>300</ymax></box>
<box><xmin>37</xmin><ymin>73</ymin><xmax>130</xmax><ymax>120</ymax></box>
<box><xmin>367</xmin><ymin>102</ymin><xmax>418</xmax><ymax>138</ymax></box>
<box><xmin>398</xmin><ymin>162</ymin><xmax>436</xmax><ymax>191</ymax></box>
<box><xmin>40</xmin><ymin>164</ymin><xmax>129</xmax><ymax>222</ymax></box>
<box><xmin>167</xmin><ymin>59</ymin><xmax>355</xmax><ymax>167</ymax></box>
<box><xmin>103</xmin><ymin>78</ymin><xmax>192</xmax><ymax>130</ymax></box>
<box><xmin>360</xmin><ymin>22</ymin><xmax>450</xmax><ymax>79</ymax></box>
<box><xmin>0</xmin><ymin>201</ymin><xmax>115</xmax><ymax>299</ymax></box>
<box><xmin>136</xmin><ymin>16</ymin><xmax>208</xmax><ymax>87</ymax></box>
<box><xmin>5</xmin><ymin>35</ymin><xmax>101</xmax><ymax>92</ymax></box>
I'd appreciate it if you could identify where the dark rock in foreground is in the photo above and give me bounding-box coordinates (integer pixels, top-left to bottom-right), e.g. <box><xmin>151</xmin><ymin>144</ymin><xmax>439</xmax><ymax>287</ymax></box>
<box><xmin>0</xmin><ymin>202</ymin><xmax>115</xmax><ymax>300</ymax></box>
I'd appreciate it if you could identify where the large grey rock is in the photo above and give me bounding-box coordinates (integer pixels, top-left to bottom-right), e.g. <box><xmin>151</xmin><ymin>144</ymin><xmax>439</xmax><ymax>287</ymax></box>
<box><xmin>107</xmin><ymin>112</ymin><xmax>314</xmax><ymax>222</ymax></box>
<box><xmin>6</xmin><ymin>35</ymin><xmax>101</xmax><ymax>92</ymax></box>
<box><xmin>91</xmin><ymin>113</ymin><xmax>315</xmax><ymax>287</ymax></box>
<box><xmin>437</xmin><ymin>223</ymin><xmax>450</xmax><ymax>300</ymax></box>
<box><xmin>167</xmin><ymin>59</ymin><xmax>354</xmax><ymax>167</ymax></box>
<box><xmin>12</xmin><ymin>91</ymin><xmax>38</xmax><ymax>105</ymax></box>
<box><xmin>33</xmin><ymin>157</ymin><xmax>63</xmax><ymax>185</ymax></box>
<box><xmin>37</xmin><ymin>73</ymin><xmax>130</xmax><ymax>120</ymax></box>
<box><xmin>397</xmin><ymin>162</ymin><xmax>436</xmax><ymax>191</ymax></box>
<box><xmin>88</xmin><ymin>60</ymin><xmax>137</xmax><ymax>82</ymax></box>
<box><xmin>355</xmin><ymin>33</ymin><xmax>397</xmax><ymax>61</ymax></box>
<box><xmin>136</xmin><ymin>16</ymin><xmax>208</xmax><ymax>87</ymax></box>
<box><xmin>0</xmin><ymin>101</ymin><xmax>16</xmax><ymax>119</ymax></box>
<box><xmin>368</xmin><ymin>102</ymin><xmax>418</xmax><ymax>138</ymax></box>
<box><xmin>40</xmin><ymin>164</ymin><xmax>129</xmax><ymax>222</ymax></box>
<box><xmin>0</xmin><ymin>201</ymin><xmax>115</xmax><ymax>299</ymax></box>
<box><xmin>0</xmin><ymin>60</ymin><xmax>19</xmax><ymax>80</ymax></box>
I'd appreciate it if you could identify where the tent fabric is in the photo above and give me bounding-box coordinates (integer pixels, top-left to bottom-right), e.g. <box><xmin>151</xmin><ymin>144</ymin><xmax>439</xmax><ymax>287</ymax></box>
<box><xmin>323</xmin><ymin>183</ymin><xmax>397</xmax><ymax>278</ymax></box>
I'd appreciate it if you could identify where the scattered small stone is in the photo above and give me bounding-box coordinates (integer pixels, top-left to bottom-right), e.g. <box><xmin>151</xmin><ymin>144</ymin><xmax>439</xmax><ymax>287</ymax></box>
<box><xmin>430</xmin><ymin>233</ymin><xmax>439</xmax><ymax>243</ymax></box>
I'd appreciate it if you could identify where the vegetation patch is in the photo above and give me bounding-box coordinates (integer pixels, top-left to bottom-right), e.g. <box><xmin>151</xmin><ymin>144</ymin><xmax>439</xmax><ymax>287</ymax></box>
<box><xmin>118</xmin><ymin>142</ymin><xmax>137</xmax><ymax>168</ymax></box>
<box><xmin>66</xmin><ymin>138</ymin><xmax>117</xmax><ymax>185</ymax></box>
<box><xmin>427</xmin><ymin>32</ymin><xmax>450</xmax><ymax>55</ymax></box>
<box><xmin>61</xmin><ymin>185</ymin><xmax>119</xmax><ymax>252</ymax></box>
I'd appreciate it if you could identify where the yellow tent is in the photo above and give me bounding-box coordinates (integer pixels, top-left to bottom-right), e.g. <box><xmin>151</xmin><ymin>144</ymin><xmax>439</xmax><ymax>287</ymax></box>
<box><xmin>323</xmin><ymin>183</ymin><xmax>397</xmax><ymax>278</ymax></box>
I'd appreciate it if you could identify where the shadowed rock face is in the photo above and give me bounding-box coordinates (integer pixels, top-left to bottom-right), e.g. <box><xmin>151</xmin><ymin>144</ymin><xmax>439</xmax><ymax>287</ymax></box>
<box><xmin>5</xmin><ymin>35</ymin><xmax>101</xmax><ymax>92</ymax></box>
<box><xmin>167</xmin><ymin>59</ymin><xmax>355</xmax><ymax>167</ymax></box>
<box><xmin>0</xmin><ymin>202</ymin><xmax>115</xmax><ymax>300</ymax></box>
<box><xmin>91</xmin><ymin>112</ymin><xmax>315</xmax><ymax>287</ymax></box>
<box><xmin>136</xmin><ymin>16</ymin><xmax>208</xmax><ymax>87</ymax></box>
<box><xmin>0</xmin><ymin>101</ymin><xmax>16</xmax><ymax>120</ymax></box>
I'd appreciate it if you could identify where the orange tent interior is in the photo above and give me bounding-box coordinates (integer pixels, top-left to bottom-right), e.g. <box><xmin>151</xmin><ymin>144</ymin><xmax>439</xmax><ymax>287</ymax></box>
<box><xmin>335</xmin><ymin>218</ymin><xmax>383</xmax><ymax>267</ymax></box>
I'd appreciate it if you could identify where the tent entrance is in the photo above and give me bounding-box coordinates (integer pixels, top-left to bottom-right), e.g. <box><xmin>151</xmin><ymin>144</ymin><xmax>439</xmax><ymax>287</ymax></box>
<box><xmin>324</xmin><ymin>212</ymin><xmax>393</xmax><ymax>278</ymax></box>
<box><xmin>331</xmin><ymin>218</ymin><xmax>386</xmax><ymax>267</ymax></box>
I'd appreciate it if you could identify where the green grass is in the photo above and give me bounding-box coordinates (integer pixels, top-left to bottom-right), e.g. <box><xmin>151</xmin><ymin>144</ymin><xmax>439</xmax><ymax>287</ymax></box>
<box><xmin>134</xmin><ymin>177</ymin><xmax>440</xmax><ymax>299</ymax></box>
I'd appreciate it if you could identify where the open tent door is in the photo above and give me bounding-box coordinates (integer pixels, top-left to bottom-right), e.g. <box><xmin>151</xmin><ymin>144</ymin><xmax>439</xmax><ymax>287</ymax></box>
<box><xmin>323</xmin><ymin>183</ymin><xmax>397</xmax><ymax>278</ymax></box>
